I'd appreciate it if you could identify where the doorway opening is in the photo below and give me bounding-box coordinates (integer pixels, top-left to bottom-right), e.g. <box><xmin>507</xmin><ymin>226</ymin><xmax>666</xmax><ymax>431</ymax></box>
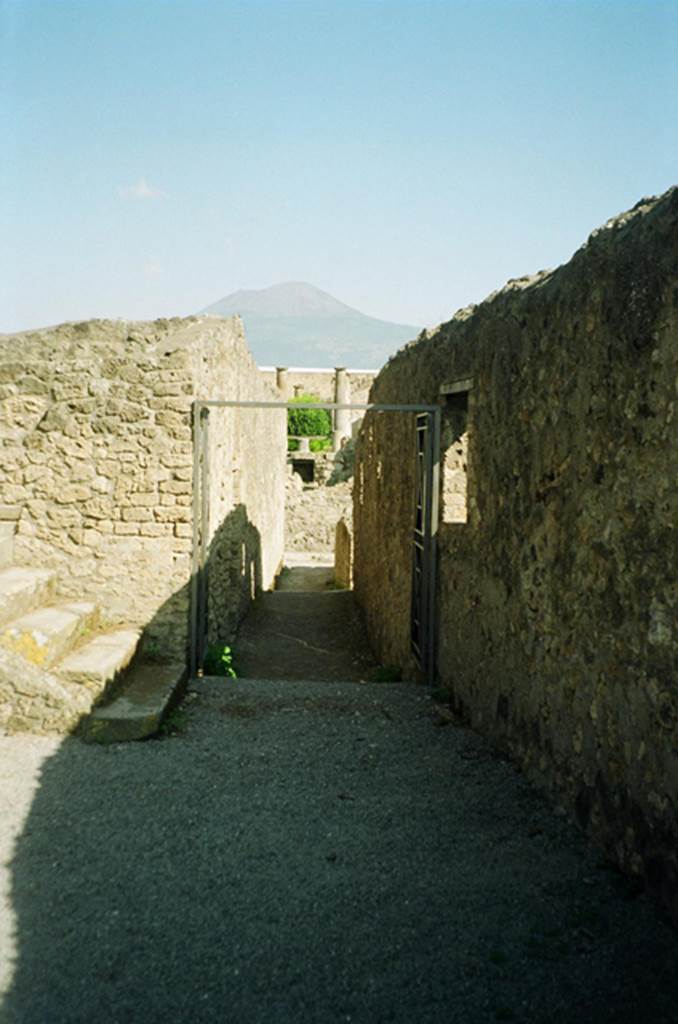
<box><xmin>190</xmin><ymin>399</ymin><xmax>440</xmax><ymax>684</ymax></box>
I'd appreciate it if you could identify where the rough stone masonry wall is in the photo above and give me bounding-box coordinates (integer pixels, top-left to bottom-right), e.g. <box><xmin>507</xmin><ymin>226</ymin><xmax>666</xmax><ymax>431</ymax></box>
<box><xmin>0</xmin><ymin>316</ymin><xmax>285</xmax><ymax>661</ymax></box>
<box><xmin>285</xmin><ymin>469</ymin><xmax>352</xmax><ymax>551</ymax></box>
<box><xmin>353</xmin><ymin>189</ymin><xmax>678</xmax><ymax>920</ymax></box>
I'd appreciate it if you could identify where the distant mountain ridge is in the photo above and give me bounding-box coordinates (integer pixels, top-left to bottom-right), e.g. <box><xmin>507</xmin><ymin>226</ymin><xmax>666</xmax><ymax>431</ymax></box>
<box><xmin>199</xmin><ymin>281</ymin><xmax>421</xmax><ymax>368</ymax></box>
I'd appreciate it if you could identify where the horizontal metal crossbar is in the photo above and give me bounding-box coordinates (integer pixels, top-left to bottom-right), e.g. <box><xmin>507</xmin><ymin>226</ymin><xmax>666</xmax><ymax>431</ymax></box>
<box><xmin>195</xmin><ymin>399</ymin><xmax>439</xmax><ymax>413</ymax></box>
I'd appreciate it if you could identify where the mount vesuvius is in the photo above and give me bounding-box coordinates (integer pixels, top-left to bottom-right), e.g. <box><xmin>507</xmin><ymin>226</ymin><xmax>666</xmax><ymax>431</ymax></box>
<box><xmin>199</xmin><ymin>282</ymin><xmax>421</xmax><ymax>368</ymax></box>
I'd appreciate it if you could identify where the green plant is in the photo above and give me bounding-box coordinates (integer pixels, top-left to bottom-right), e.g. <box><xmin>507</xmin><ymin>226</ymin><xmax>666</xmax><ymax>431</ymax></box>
<box><xmin>203</xmin><ymin>643</ymin><xmax>237</xmax><ymax>678</ymax></box>
<box><xmin>288</xmin><ymin>436</ymin><xmax>332</xmax><ymax>453</ymax></box>
<box><xmin>141</xmin><ymin>637</ymin><xmax>165</xmax><ymax>663</ymax></box>
<box><xmin>287</xmin><ymin>393</ymin><xmax>332</xmax><ymax>440</ymax></box>
<box><xmin>159</xmin><ymin>708</ymin><xmax>188</xmax><ymax>736</ymax></box>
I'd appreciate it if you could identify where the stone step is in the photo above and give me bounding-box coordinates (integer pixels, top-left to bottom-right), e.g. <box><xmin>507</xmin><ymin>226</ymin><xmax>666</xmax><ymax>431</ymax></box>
<box><xmin>81</xmin><ymin>662</ymin><xmax>187</xmax><ymax>743</ymax></box>
<box><xmin>57</xmin><ymin>628</ymin><xmax>141</xmax><ymax>693</ymax></box>
<box><xmin>1</xmin><ymin>601</ymin><xmax>99</xmax><ymax>668</ymax></box>
<box><xmin>0</xmin><ymin>567</ymin><xmax>57</xmax><ymax>628</ymax></box>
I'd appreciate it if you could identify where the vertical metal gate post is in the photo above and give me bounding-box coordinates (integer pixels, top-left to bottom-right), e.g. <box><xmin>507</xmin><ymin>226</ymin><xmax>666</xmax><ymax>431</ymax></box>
<box><xmin>198</xmin><ymin>405</ymin><xmax>210</xmax><ymax>673</ymax></box>
<box><xmin>189</xmin><ymin>401</ymin><xmax>211</xmax><ymax>678</ymax></box>
<box><xmin>427</xmin><ymin>407</ymin><xmax>441</xmax><ymax>685</ymax></box>
<box><xmin>410</xmin><ymin>407</ymin><xmax>441</xmax><ymax>684</ymax></box>
<box><xmin>189</xmin><ymin>401</ymin><xmax>202</xmax><ymax>678</ymax></box>
<box><xmin>410</xmin><ymin>414</ymin><xmax>428</xmax><ymax>673</ymax></box>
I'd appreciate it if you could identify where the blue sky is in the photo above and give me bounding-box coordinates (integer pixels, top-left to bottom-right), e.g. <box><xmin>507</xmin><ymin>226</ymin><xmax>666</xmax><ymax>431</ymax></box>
<box><xmin>1</xmin><ymin>0</ymin><xmax>676</xmax><ymax>332</ymax></box>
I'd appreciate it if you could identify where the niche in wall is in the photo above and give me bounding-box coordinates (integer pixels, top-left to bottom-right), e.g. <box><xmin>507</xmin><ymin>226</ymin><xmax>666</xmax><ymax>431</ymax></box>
<box><xmin>291</xmin><ymin>458</ymin><xmax>315</xmax><ymax>484</ymax></box>
<box><xmin>439</xmin><ymin>377</ymin><xmax>472</xmax><ymax>524</ymax></box>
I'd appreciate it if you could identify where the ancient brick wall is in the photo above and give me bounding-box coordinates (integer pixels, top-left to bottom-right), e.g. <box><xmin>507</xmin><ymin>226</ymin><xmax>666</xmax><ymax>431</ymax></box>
<box><xmin>353</xmin><ymin>189</ymin><xmax>678</xmax><ymax>919</ymax></box>
<box><xmin>0</xmin><ymin>316</ymin><xmax>285</xmax><ymax>661</ymax></box>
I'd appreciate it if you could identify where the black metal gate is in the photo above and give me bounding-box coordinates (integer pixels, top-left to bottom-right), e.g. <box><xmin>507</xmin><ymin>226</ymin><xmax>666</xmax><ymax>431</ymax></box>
<box><xmin>410</xmin><ymin>411</ymin><xmax>440</xmax><ymax>678</ymax></box>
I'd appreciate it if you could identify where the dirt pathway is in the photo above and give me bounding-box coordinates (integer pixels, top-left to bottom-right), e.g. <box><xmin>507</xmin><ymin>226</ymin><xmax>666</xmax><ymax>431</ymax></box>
<box><xmin>234</xmin><ymin>552</ymin><xmax>379</xmax><ymax>682</ymax></box>
<box><xmin>1</xmin><ymin>678</ymin><xmax>677</xmax><ymax>1024</ymax></box>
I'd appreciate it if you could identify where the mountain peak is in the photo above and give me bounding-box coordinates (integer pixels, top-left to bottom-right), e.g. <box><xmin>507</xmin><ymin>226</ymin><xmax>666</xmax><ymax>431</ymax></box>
<box><xmin>201</xmin><ymin>281</ymin><xmax>357</xmax><ymax>319</ymax></box>
<box><xmin>199</xmin><ymin>282</ymin><xmax>421</xmax><ymax>369</ymax></box>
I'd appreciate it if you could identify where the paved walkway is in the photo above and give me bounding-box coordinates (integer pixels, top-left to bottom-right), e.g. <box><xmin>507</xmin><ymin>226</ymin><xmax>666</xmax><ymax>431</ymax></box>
<box><xmin>234</xmin><ymin>553</ymin><xmax>379</xmax><ymax>682</ymax></box>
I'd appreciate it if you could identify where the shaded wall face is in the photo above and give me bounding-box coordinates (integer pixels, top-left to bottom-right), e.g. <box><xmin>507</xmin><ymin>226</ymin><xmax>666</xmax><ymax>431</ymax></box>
<box><xmin>203</xmin><ymin>397</ymin><xmax>286</xmax><ymax>649</ymax></box>
<box><xmin>0</xmin><ymin>317</ymin><xmax>286</xmax><ymax>662</ymax></box>
<box><xmin>353</xmin><ymin>411</ymin><xmax>419</xmax><ymax>674</ymax></box>
<box><xmin>353</xmin><ymin>190</ymin><xmax>678</xmax><ymax>919</ymax></box>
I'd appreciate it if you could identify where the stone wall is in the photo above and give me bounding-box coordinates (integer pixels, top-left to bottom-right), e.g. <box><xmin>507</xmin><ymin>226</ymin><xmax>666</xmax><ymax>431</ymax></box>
<box><xmin>202</xmin><ymin>393</ymin><xmax>286</xmax><ymax>649</ymax></box>
<box><xmin>0</xmin><ymin>316</ymin><xmax>285</xmax><ymax>661</ymax></box>
<box><xmin>334</xmin><ymin>517</ymin><xmax>353</xmax><ymax>589</ymax></box>
<box><xmin>353</xmin><ymin>189</ymin><xmax>678</xmax><ymax>920</ymax></box>
<box><xmin>285</xmin><ymin>469</ymin><xmax>352</xmax><ymax>552</ymax></box>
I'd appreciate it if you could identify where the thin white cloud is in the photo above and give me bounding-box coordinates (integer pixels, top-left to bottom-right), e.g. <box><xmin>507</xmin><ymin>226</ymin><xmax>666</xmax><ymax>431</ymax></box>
<box><xmin>143</xmin><ymin>262</ymin><xmax>163</xmax><ymax>278</ymax></box>
<box><xmin>118</xmin><ymin>177</ymin><xmax>167</xmax><ymax>201</ymax></box>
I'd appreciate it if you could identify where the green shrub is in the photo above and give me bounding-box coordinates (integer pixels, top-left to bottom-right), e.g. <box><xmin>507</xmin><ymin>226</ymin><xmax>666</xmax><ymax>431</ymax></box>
<box><xmin>287</xmin><ymin>393</ymin><xmax>331</xmax><ymax>439</ymax></box>
<box><xmin>203</xmin><ymin>644</ymin><xmax>237</xmax><ymax>678</ymax></box>
<box><xmin>288</xmin><ymin>435</ymin><xmax>331</xmax><ymax>453</ymax></box>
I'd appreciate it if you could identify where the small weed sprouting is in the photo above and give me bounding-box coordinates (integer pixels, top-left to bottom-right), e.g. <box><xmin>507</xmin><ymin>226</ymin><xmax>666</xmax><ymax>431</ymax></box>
<box><xmin>158</xmin><ymin>708</ymin><xmax>187</xmax><ymax>737</ymax></box>
<box><xmin>203</xmin><ymin>644</ymin><xmax>238</xmax><ymax>679</ymax></box>
<box><xmin>140</xmin><ymin>635</ymin><xmax>173</xmax><ymax>664</ymax></box>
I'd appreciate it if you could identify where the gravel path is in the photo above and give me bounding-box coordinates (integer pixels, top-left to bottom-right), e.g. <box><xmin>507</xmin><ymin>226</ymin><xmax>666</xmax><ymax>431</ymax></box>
<box><xmin>1</xmin><ymin>677</ymin><xmax>676</xmax><ymax>1024</ymax></box>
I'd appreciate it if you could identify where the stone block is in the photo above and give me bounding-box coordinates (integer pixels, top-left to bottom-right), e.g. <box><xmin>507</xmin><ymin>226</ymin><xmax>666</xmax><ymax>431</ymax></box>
<box><xmin>0</xmin><ymin>505</ymin><xmax>22</xmax><ymax>521</ymax></box>
<box><xmin>159</xmin><ymin>479</ymin><xmax>190</xmax><ymax>495</ymax></box>
<box><xmin>58</xmin><ymin>628</ymin><xmax>141</xmax><ymax>692</ymax></box>
<box><xmin>139</xmin><ymin>523</ymin><xmax>171</xmax><ymax>537</ymax></box>
<box><xmin>121</xmin><ymin>508</ymin><xmax>153</xmax><ymax>523</ymax></box>
<box><xmin>155</xmin><ymin>411</ymin><xmax>190</xmax><ymax>438</ymax></box>
<box><xmin>81</xmin><ymin>661</ymin><xmax>186</xmax><ymax>743</ymax></box>
<box><xmin>0</xmin><ymin>567</ymin><xmax>56</xmax><ymax>627</ymax></box>
<box><xmin>2</xmin><ymin>601</ymin><xmax>99</xmax><ymax>668</ymax></box>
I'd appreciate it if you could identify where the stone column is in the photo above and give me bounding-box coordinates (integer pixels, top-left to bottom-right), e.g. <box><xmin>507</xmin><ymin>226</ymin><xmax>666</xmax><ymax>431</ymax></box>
<box><xmin>333</xmin><ymin>367</ymin><xmax>350</xmax><ymax>451</ymax></box>
<box><xmin>275</xmin><ymin>367</ymin><xmax>289</xmax><ymax>399</ymax></box>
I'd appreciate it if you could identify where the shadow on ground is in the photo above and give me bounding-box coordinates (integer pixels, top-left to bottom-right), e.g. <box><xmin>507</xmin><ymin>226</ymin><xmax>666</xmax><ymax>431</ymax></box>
<box><xmin>1</xmin><ymin>678</ymin><xmax>677</xmax><ymax>1024</ymax></box>
<box><xmin>234</xmin><ymin>561</ymin><xmax>380</xmax><ymax>682</ymax></box>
